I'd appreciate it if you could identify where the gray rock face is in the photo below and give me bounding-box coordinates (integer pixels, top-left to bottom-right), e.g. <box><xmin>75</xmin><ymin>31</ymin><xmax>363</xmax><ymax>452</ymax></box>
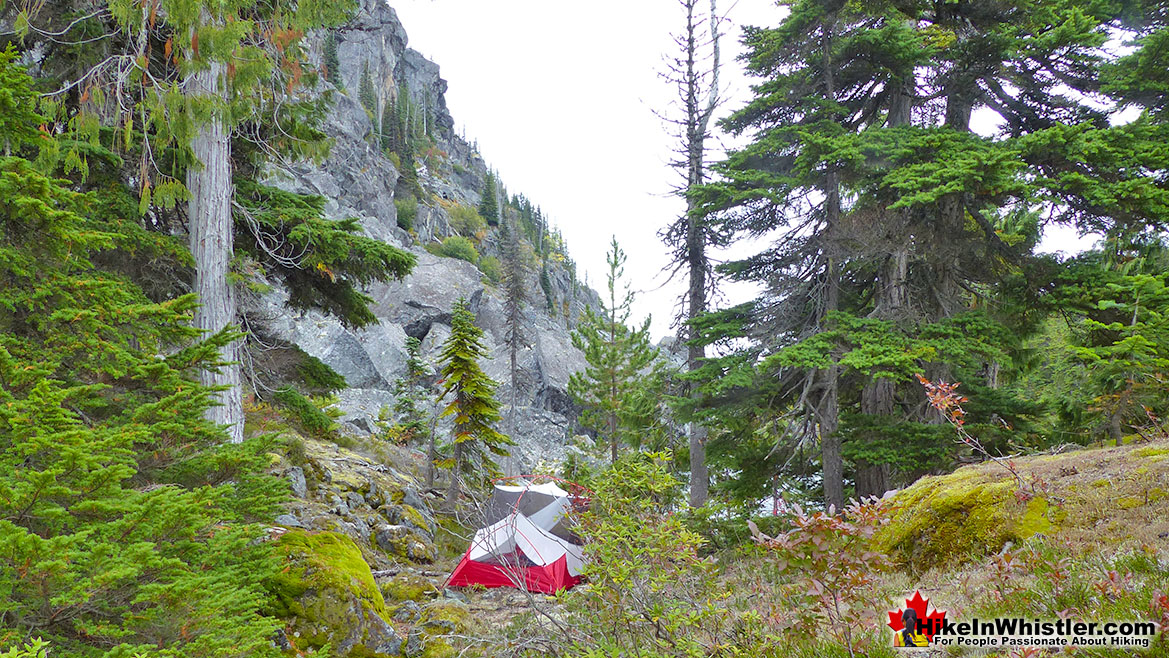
<box><xmin>240</xmin><ymin>0</ymin><xmax>605</xmax><ymax>471</ymax></box>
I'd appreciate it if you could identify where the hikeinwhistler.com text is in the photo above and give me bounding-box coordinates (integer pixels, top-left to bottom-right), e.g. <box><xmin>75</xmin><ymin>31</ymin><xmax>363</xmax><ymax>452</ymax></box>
<box><xmin>922</xmin><ymin>617</ymin><xmax>1157</xmax><ymax>649</ymax></box>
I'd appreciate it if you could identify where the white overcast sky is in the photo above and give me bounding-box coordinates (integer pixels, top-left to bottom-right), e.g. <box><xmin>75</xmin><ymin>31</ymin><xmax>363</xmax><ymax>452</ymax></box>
<box><xmin>391</xmin><ymin>0</ymin><xmax>1096</xmax><ymax>340</ymax></box>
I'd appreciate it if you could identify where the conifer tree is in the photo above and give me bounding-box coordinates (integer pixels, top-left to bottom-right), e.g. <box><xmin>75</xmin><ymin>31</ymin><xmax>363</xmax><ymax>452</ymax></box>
<box><xmin>392</xmin><ymin>336</ymin><xmax>432</xmax><ymax>444</ymax></box>
<box><xmin>660</xmin><ymin>0</ymin><xmax>723</xmax><ymax>508</ymax></box>
<box><xmin>323</xmin><ymin>31</ymin><xmax>343</xmax><ymax>89</ymax></box>
<box><xmin>359</xmin><ymin>59</ymin><xmax>378</xmax><ymax>117</ymax></box>
<box><xmin>501</xmin><ymin>217</ymin><xmax>529</xmax><ymax>450</ymax></box>
<box><xmin>702</xmin><ymin>0</ymin><xmax>1169</xmax><ymax>502</ymax></box>
<box><xmin>0</xmin><ymin>52</ymin><xmax>282</xmax><ymax>654</ymax></box>
<box><xmin>569</xmin><ymin>238</ymin><xmax>660</xmax><ymax>463</ymax></box>
<box><xmin>436</xmin><ymin>298</ymin><xmax>512</xmax><ymax>508</ymax></box>
<box><xmin>19</xmin><ymin>0</ymin><xmax>416</xmax><ymax>442</ymax></box>
<box><xmin>479</xmin><ymin>170</ymin><xmax>500</xmax><ymax>226</ymax></box>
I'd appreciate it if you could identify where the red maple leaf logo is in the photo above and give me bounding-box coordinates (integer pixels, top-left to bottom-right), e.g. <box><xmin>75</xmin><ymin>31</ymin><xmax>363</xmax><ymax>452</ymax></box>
<box><xmin>887</xmin><ymin>590</ymin><xmax>947</xmax><ymax>641</ymax></box>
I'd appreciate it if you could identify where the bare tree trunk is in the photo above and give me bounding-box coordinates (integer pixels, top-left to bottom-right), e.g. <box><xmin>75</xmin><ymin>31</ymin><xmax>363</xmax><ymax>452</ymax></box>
<box><xmin>187</xmin><ymin>58</ymin><xmax>242</xmax><ymax>443</ymax></box>
<box><xmin>444</xmin><ymin>441</ymin><xmax>463</xmax><ymax>511</ymax></box>
<box><xmin>680</xmin><ymin>0</ymin><xmax>720</xmax><ymax>509</ymax></box>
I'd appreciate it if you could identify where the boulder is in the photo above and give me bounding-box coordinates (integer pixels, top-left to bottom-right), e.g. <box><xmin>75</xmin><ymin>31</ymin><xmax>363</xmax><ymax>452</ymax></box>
<box><xmin>269</xmin><ymin>530</ymin><xmax>403</xmax><ymax>657</ymax></box>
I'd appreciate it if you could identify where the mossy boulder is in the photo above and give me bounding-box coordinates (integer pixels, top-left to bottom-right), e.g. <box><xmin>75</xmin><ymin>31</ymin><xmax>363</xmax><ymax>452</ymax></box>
<box><xmin>269</xmin><ymin>530</ymin><xmax>403</xmax><ymax>657</ymax></box>
<box><xmin>279</xmin><ymin>435</ymin><xmax>438</xmax><ymax>568</ymax></box>
<box><xmin>381</xmin><ymin>572</ymin><xmax>437</xmax><ymax>603</ymax></box>
<box><xmin>876</xmin><ymin>467</ymin><xmax>1056</xmax><ymax>571</ymax></box>
<box><xmin>402</xmin><ymin>601</ymin><xmax>470</xmax><ymax>658</ymax></box>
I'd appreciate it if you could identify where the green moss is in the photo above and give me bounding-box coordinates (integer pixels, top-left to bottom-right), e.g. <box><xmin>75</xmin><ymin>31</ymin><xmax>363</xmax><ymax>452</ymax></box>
<box><xmin>401</xmin><ymin>504</ymin><xmax>430</xmax><ymax>531</ymax></box>
<box><xmin>1116</xmin><ymin>496</ymin><xmax>1144</xmax><ymax>509</ymax></box>
<box><xmin>1091</xmin><ymin>478</ymin><xmax>1111</xmax><ymax>488</ymax></box>
<box><xmin>381</xmin><ymin>573</ymin><xmax>435</xmax><ymax>602</ymax></box>
<box><xmin>876</xmin><ymin>469</ymin><xmax>1058</xmax><ymax>570</ymax></box>
<box><xmin>1134</xmin><ymin>446</ymin><xmax>1169</xmax><ymax>459</ymax></box>
<box><xmin>422</xmin><ymin>601</ymin><xmax>469</xmax><ymax>628</ymax></box>
<box><xmin>420</xmin><ymin>638</ymin><xmax>455</xmax><ymax>658</ymax></box>
<box><xmin>268</xmin><ymin>530</ymin><xmax>390</xmax><ymax>653</ymax></box>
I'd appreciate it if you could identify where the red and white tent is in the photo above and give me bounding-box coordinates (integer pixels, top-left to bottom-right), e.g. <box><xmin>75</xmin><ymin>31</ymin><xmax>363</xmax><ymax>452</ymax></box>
<box><xmin>447</xmin><ymin>480</ymin><xmax>585</xmax><ymax>594</ymax></box>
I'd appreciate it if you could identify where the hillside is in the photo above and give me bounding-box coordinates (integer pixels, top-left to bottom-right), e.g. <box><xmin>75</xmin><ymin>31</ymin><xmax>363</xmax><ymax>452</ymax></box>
<box><xmin>240</xmin><ymin>0</ymin><xmax>602</xmax><ymax>469</ymax></box>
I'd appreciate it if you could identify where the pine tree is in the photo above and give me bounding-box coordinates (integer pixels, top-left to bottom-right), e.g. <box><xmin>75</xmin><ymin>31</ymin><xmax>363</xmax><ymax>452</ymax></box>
<box><xmin>479</xmin><ymin>170</ymin><xmax>500</xmax><ymax>226</ymax></box>
<box><xmin>501</xmin><ymin>217</ymin><xmax>529</xmax><ymax>453</ymax></box>
<box><xmin>20</xmin><ymin>0</ymin><xmax>416</xmax><ymax>442</ymax></box>
<box><xmin>436</xmin><ymin>298</ymin><xmax>513</xmax><ymax>508</ymax></box>
<box><xmin>392</xmin><ymin>336</ymin><xmax>432</xmax><ymax>444</ymax></box>
<box><xmin>359</xmin><ymin>60</ymin><xmax>378</xmax><ymax>118</ymax></box>
<box><xmin>569</xmin><ymin>238</ymin><xmax>661</xmax><ymax>463</ymax></box>
<box><xmin>323</xmin><ymin>31</ymin><xmax>343</xmax><ymax>89</ymax></box>
<box><xmin>701</xmin><ymin>0</ymin><xmax>1169</xmax><ymax>502</ymax></box>
<box><xmin>0</xmin><ymin>52</ymin><xmax>283</xmax><ymax>655</ymax></box>
<box><xmin>660</xmin><ymin>0</ymin><xmax>724</xmax><ymax>508</ymax></box>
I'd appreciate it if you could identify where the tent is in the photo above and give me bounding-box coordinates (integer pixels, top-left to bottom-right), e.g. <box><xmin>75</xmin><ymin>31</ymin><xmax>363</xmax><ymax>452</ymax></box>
<box><xmin>447</xmin><ymin>480</ymin><xmax>585</xmax><ymax>594</ymax></box>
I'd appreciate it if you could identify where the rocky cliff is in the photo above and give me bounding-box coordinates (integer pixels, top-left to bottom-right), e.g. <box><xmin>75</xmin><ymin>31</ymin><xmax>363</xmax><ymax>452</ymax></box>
<box><xmin>249</xmin><ymin>0</ymin><xmax>601</xmax><ymax>471</ymax></box>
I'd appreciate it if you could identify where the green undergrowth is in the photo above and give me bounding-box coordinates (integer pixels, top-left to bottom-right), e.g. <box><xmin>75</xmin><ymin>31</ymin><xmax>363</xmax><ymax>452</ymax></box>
<box><xmin>923</xmin><ymin>539</ymin><xmax>1169</xmax><ymax>657</ymax></box>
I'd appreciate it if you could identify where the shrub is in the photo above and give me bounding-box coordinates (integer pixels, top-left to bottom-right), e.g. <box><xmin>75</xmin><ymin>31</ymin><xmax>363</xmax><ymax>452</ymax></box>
<box><xmin>568</xmin><ymin>452</ymin><xmax>733</xmax><ymax>656</ymax></box>
<box><xmin>747</xmin><ymin>496</ymin><xmax>894</xmax><ymax>654</ymax></box>
<box><xmin>479</xmin><ymin>255</ymin><xmax>501</xmax><ymax>284</ymax></box>
<box><xmin>1</xmin><ymin>639</ymin><xmax>50</xmax><ymax>658</ymax></box>
<box><xmin>438</xmin><ymin>236</ymin><xmax>479</xmax><ymax>264</ymax></box>
<box><xmin>395</xmin><ymin>194</ymin><xmax>418</xmax><ymax>231</ymax></box>
<box><xmin>448</xmin><ymin>204</ymin><xmax>486</xmax><ymax>237</ymax></box>
<box><xmin>294</xmin><ymin>346</ymin><xmax>347</xmax><ymax>393</ymax></box>
<box><xmin>273</xmin><ymin>386</ymin><xmax>338</xmax><ymax>439</ymax></box>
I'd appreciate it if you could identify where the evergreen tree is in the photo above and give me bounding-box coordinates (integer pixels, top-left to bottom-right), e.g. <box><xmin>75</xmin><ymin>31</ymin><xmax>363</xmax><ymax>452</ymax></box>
<box><xmin>323</xmin><ymin>31</ymin><xmax>343</xmax><ymax>89</ymax></box>
<box><xmin>569</xmin><ymin>238</ymin><xmax>661</xmax><ymax>463</ymax></box>
<box><xmin>700</xmin><ymin>0</ymin><xmax>1169</xmax><ymax>503</ymax></box>
<box><xmin>479</xmin><ymin>170</ymin><xmax>500</xmax><ymax>226</ymax></box>
<box><xmin>501</xmin><ymin>217</ymin><xmax>529</xmax><ymax>451</ymax></box>
<box><xmin>392</xmin><ymin>336</ymin><xmax>432</xmax><ymax>444</ymax></box>
<box><xmin>436</xmin><ymin>298</ymin><xmax>512</xmax><ymax>508</ymax></box>
<box><xmin>359</xmin><ymin>60</ymin><xmax>378</xmax><ymax>118</ymax></box>
<box><xmin>19</xmin><ymin>0</ymin><xmax>417</xmax><ymax>442</ymax></box>
<box><xmin>0</xmin><ymin>52</ymin><xmax>282</xmax><ymax>655</ymax></box>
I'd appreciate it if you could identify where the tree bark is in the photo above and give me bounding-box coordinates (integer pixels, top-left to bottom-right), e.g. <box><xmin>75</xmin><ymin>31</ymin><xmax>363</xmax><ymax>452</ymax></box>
<box><xmin>857</xmin><ymin>250</ymin><xmax>908</xmax><ymax>498</ymax></box>
<box><xmin>444</xmin><ymin>441</ymin><xmax>463</xmax><ymax>511</ymax></box>
<box><xmin>818</xmin><ymin>15</ymin><xmax>844</xmax><ymax>511</ymax></box>
<box><xmin>187</xmin><ymin>58</ymin><xmax>242</xmax><ymax>443</ymax></box>
<box><xmin>681</xmin><ymin>0</ymin><xmax>719</xmax><ymax>509</ymax></box>
<box><xmin>820</xmin><ymin>259</ymin><xmax>844</xmax><ymax>509</ymax></box>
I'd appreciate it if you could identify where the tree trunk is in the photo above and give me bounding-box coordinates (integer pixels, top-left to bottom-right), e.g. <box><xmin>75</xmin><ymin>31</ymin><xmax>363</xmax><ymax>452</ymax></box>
<box><xmin>857</xmin><ymin>251</ymin><xmax>908</xmax><ymax>498</ymax></box>
<box><xmin>681</xmin><ymin>0</ymin><xmax>719</xmax><ymax>509</ymax></box>
<box><xmin>820</xmin><ymin>260</ymin><xmax>844</xmax><ymax>509</ymax></box>
<box><xmin>818</xmin><ymin>16</ymin><xmax>844</xmax><ymax>511</ymax></box>
<box><xmin>609</xmin><ymin>410</ymin><xmax>618</xmax><ymax>465</ymax></box>
<box><xmin>444</xmin><ymin>441</ymin><xmax>463</xmax><ymax>510</ymax></box>
<box><xmin>686</xmin><ymin>205</ymin><xmax>709</xmax><ymax>506</ymax></box>
<box><xmin>187</xmin><ymin>58</ymin><xmax>242</xmax><ymax>443</ymax></box>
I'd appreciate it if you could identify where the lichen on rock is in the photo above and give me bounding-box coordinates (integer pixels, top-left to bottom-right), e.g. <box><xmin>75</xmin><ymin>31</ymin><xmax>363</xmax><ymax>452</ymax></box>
<box><xmin>268</xmin><ymin>530</ymin><xmax>403</xmax><ymax>657</ymax></box>
<box><xmin>876</xmin><ymin>468</ymin><xmax>1057</xmax><ymax>570</ymax></box>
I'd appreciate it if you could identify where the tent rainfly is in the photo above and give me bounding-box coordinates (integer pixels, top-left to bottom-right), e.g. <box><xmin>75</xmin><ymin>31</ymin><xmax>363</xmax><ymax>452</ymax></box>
<box><xmin>447</xmin><ymin>481</ymin><xmax>585</xmax><ymax>594</ymax></box>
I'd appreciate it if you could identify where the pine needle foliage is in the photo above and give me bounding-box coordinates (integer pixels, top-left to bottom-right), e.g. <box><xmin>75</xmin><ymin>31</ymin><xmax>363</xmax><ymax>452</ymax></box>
<box><xmin>0</xmin><ymin>53</ymin><xmax>283</xmax><ymax>656</ymax></box>
<box><xmin>234</xmin><ymin>180</ymin><xmax>416</xmax><ymax>328</ymax></box>
<box><xmin>569</xmin><ymin>237</ymin><xmax>661</xmax><ymax>463</ymax></box>
<box><xmin>437</xmin><ymin>298</ymin><xmax>512</xmax><ymax>504</ymax></box>
<box><xmin>478</xmin><ymin>170</ymin><xmax>500</xmax><ymax>226</ymax></box>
